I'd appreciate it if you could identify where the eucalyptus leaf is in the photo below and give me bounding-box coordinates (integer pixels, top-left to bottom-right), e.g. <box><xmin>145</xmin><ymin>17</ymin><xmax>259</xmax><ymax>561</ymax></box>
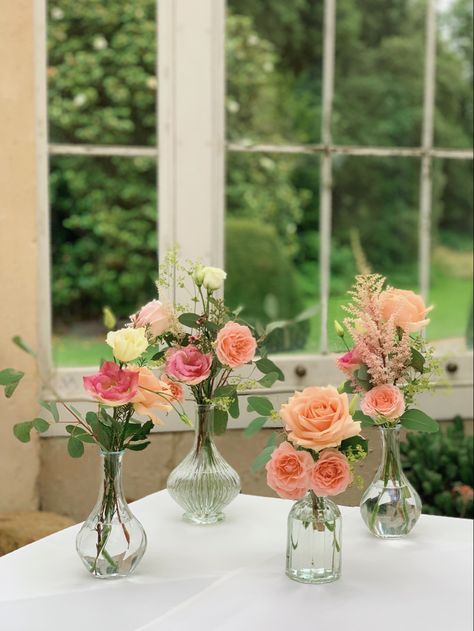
<box><xmin>251</xmin><ymin>445</ymin><xmax>276</xmax><ymax>472</ymax></box>
<box><xmin>67</xmin><ymin>437</ymin><xmax>85</xmax><ymax>458</ymax></box>
<box><xmin>126</xmin><ymin>441</ymin><xmax>151</xmax><ymax>451</ymax></box>
<box><xmin>229</xmin><ymin>393</ymin><xmax>240</xmax><ymax>419</ymax></box>
<box><xmin>13</xmin><ymin>421</ymin><xmax>33</xmax><ymax>443</ymax></box>
<box><xmin>213</xmin><ymin>408</ymin><xmax>228</xmax><ymax>435</ymax></box>
<box><xmin>255</xmin><ymin>358</ymin><xmax>284</xmax><ymax>381</ymax></box>
<box><xmin>32</xmin><ymin>418</ymin><xmax>50</xmax><ymax>433</ymax></box>
<box><xmin>178</xmin><ymin>313</ymin><xmax>201</xmax><ymax>328</ymax></box>
<box><xmin>353</xmin><ymin>410</ymin><xmax>375</xmax><ymax>427</ymax></box>
<box><xmin>40</xmin><ymin>400</ymin><xmax>60</xmax><ymax>422</ymax></box>
<box><xmin>340</xmin><ymin>435</ymin><xmax>369</xmax><ymax>457</ymax></box>
<box><xmin>243</xmin><ymin>416</ymin><xmax>268</xmax><ymax>437</ymax></box>
<box><xmin>400</xmin><ymin>409</ymin><xmax>439</xmax><ymax>433</ymax></box>
<box><xmin>410</xmin><ymin>348</ymin><xmax>426</xmax><ymax>373</ymax></box>
<box><xmin>258</xmin><ymin>372</ymin><xmax>279</xmax><ymax>388</ymax></box>
<box><xmin>247</xmin><ymin>395</ymin><xmax>274</xmax><ymax>416</ymax></box>
<box><xmin>12</xmin><ymin>336</ymin><xmax>36</xmax><ymax>357</ymax></box>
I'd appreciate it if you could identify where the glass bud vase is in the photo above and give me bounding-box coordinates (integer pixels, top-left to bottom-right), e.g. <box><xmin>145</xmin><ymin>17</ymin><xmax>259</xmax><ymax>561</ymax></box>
<box><xmin>360</xmin><ymin>425</ymin><xmax>421</xmax><ymax>538</ymax></box>
<box><xmin>167</xmin><ymin>404</ymin><xmax>241</xmax><ymax>525</ymax></box>
<box><xmin>286</xmin><ymin>491</ymin><xmax>342</xmax><ymax>584</ymax></box>
<box><xmin>76</xmin><ymin>450</ymin><xmax>147</xmax><ymax>578</ymax></box>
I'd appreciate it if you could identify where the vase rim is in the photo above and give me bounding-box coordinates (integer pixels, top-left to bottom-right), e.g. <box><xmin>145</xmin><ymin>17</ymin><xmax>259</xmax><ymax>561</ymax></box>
<box><xmin>99</xmin><ymin>449</ymin><xmax>126</xmax><ymax>456</ymax></box>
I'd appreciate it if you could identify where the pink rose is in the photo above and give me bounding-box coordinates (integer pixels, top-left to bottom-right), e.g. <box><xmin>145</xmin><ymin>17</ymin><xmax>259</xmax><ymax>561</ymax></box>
<box><xmin>379</xmin><ymin>288</ymin><xmax>432</xmax><ymax>333</ymax></box>
<box><xmin>165</xmin><ymin>345</ymin><xmax>212</xmax><ymax>385</ymax></box>
<box><xmin>266</xmin><ymin>442</ymin><xmax>313</xmax><ymax>500</ymax></box>
<box><xmin>310</xmin><ymin>450</ymin><xmax>352</xmax><ymax>497</ymax></box>
<box><xmin>130</xmin><ymin>367</ymin><xmax>172</xmax><ymax>424</ymax></box>
<box><xmin>161</xmin><ymin>374</ymin><xmax>185</xmax><ymax>402</ymax></box>
<box><xmin>361</xmin><ymin>384</ymin><xmax>405</xmax><ymax>420</ymax></box>
<box><xmin>130</xmin><ymin>299</ymin><xmax>173</xmax><ymax>338</ymax></box>
<box><xmin>83</xmin><ymin>361</ymin><xmax>139</xmax><ymax>406</ymax></box>
<box><xmin>336</xmin><ymin>347</ymin><xmax>362</xmax><ymax>375</ymax></box>
<box><xmin>280</xmin><ymin>385</ymin><xmax>361</xmax><ymax>451</ymax></box>
<box><xmin>216</xmin><ymin>321</ymin><xmax>257</xmax><ymax>368</ymax></box>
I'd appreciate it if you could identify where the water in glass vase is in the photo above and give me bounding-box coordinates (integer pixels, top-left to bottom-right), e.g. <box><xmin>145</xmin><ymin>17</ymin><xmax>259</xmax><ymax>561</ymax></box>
<box><xmin>360</xmin><ymin>425</ymin><xmax>421</xmax><ymax>538</ymax></box>
<box><xmin>76</xmin><ymin>451</ymin><xmax>147</xmax><ymax>578</ymax></box>
<box><xmin>167</xmin><ymin>404</ymin><xmax>241</xmax><ymax>524</ymax></box>
<box><xmin>286</xmin><ymin>492</ymin><xmax>342</xmax><ymax>584</ymax></box>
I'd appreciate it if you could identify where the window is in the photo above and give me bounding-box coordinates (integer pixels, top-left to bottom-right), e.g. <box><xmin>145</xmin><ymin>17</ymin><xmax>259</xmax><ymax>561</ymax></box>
<box><xmin>38</xmin><ymin>0</ymin><xmax>473</xmax><ymax>427</ymax></box>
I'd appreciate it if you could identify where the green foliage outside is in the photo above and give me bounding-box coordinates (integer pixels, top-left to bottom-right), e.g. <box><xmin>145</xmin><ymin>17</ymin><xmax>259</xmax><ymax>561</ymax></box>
<box><xmin>48</xmin><ymin>0</ymin><xmax>473</xmax><ymax>363</ymax></box>
<box><xmin>401</xmin><ymin>416</ymin><xmax>473</xmax><ymax>518</ymax></box>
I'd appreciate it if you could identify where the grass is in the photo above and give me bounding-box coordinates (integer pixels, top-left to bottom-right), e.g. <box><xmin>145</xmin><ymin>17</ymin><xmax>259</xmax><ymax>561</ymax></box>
<box><xmin>52</xmin><ymin>267</ymin><xmax>473</xmax><ymax>366</ymax></box>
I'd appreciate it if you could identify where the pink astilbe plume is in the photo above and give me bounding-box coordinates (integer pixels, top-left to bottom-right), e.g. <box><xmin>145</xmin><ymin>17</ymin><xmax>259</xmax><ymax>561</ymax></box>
<box><xmin>341</xmin><ymin>274</ymin><xmax>412</xmax><ymax>389</ymax></box>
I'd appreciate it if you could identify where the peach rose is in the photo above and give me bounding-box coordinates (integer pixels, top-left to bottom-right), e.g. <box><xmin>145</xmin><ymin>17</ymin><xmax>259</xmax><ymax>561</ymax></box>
<box><xmin>161</xmin><ymin>374</ymin><xmax>185</xmax><ymax>402</ymax></box>
<box><xmin>266</xmin><ymin>442</ymin><xmax>313</xmax><ymax>500</ymax></box>
<box><xmin>310</xmin><ymin>450</ymin><xmax>352</xmax><ymax>497</ymax></box>
<box><xmin>280</xmin><ymin>386</ymin><xmax>361</xmax><ymax>451</ymax></box>
<box><xmin>379</xmin><ymin>288</ymin><xmax>432</xmax><ymax>333</ymax></box>
<box><xmin>216</xmin><ymin>321</ymin><xmax>257</xmax><ymax>368</ymax></box>
<box><xmin>361</xmin><ymin>384</ymin><xmax>405</xmax><ymax>420</ymax></box>
<box><xmin>131</xmin><ymin>367</ymin><xmax>173</xmax><ymax>424</ymax></box>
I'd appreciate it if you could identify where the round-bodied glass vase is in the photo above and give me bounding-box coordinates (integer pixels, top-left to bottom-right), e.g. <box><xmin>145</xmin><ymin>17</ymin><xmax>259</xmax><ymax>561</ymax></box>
<box><xmin>286</xmin><ymin>491</ymin><xmax>342</xmax><ymax>584</ymax></box>
<box><xmin>76</xmin><ymin>450</ymin><xmax>147</xmax><ymax>578</ymax></box>
<box><xmin>360</xmin><ymin>425</ymin><xmax>421</xmax><ymax>538</ymax></box>
<box><xmin>167</xmin><ymin>404</ymin><xmax>241</xmax><ymax>525</ymax></box>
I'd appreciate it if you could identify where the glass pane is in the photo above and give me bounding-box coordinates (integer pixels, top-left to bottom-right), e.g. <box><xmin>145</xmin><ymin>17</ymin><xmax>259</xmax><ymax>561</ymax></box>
<box><xmin>48</xmin><ymin>1</ymin><xmax>157</xmax><ymax>145</ymax></box>
<box><xmin>330</xmin><ymin>156</ymin><xmax>420</xmax><ymax>351</ymax></box>
<box><xmin>430</xmin><ymin>158</ymin><xmax>473</xmax><ymax>349</ymax></box>
<box><xmin>226</xmin><ymin>1</ymin><xmax>323</xmax><ymax>144</ymax></box>
<box><xmin>333</xmin><ymin>0</ymin><xmax>424</xmax><ymax>146</ymax></box>
<box><xmin>51</xmin><ymin>156</ymin><xmax>157</xmax><ymax>366</ymax></box>
<box><xmin>434</xmin><ymin>0</ymin><xmax>473</xmax><ymax>148</ymax></box>
<box><xmin>225</xmin><ymin>152</ymin><xmax>320</xmax><ymax>352</ymax></box>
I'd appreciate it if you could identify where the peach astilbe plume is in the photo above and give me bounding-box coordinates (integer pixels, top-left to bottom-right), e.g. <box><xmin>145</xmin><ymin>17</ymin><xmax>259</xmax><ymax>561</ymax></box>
<box><xmin>341</xmin><ymin>274</ymin><xmax>412</xmax><ymax>389</ymax></box>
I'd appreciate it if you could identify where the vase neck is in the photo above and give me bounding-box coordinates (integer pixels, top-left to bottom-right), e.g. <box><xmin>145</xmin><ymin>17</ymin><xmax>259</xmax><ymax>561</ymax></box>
<box><xmin>378</xmin><ymin>426</ymin><xmax>404</xmax><ymax>483</ymax></box>
<box><xmin>99</xmin><ymin>450</ymin><xmax>126</xmax><ymax>504</ymax></box>
<box><xmin>194</xmin><ymin>404</ymin><xmax>215</xmax><ymax>439</ymax></box>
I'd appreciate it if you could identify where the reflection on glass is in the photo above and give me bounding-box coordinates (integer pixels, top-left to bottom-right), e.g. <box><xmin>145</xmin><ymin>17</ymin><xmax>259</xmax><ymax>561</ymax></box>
<box><xmin>50</xmin><ymin>156</ymin><xmax>157</xmax><ymax>366</ymax></box>
<box><xmin>225</xmin><ymin>153</ymin><xmax>320</xmax><ymax>353</ymax></box>
<box><xmin>48</xmin><ymin>1</ymin><xmax>157</xmax><ymax>145</ymax></box>
<box><xmin>226</xmin><ymin>1</ymin><xmax>322</xmax><ymax>144</ymax></box>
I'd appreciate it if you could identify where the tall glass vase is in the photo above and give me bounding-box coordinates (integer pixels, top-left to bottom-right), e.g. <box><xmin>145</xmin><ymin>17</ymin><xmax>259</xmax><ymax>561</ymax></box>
<box><xmin>76</xmin><ymin>451</ymin><xmax>147</xmax><ymax>578</ymax></box>
<box><xmin>360</xmin><ymin>425</ymin><xmax>421</xmax><ymax>538</ymax></box>
<box><xmin>286</xmin><ymin>491</ymin><xmax>342</xmax><ymax>584</ymax></box>
<box><xmin>167</xmin><ymin>404</ymin><xmax>241</xmax><ymax>524</ymax></box>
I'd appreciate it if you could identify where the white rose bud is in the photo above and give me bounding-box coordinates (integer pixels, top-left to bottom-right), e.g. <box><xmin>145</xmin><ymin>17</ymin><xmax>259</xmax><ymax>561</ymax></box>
<box><xmin>201</xmin><ymin>266</ymin><xmax>227</xmax><ymax>291</ymax></box>
<box><xmin>106</xmin><ymin>327</ymin><xmax>149</xmax><ymax>363</ymax></box>
<box><xmin>192</xmin><ymin>265</ymin><xmax>205</xmax><ymax>287</ymax></box>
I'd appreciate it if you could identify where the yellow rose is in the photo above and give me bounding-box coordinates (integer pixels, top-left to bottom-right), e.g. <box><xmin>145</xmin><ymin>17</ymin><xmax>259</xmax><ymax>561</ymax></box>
<box><xmin>106</xmin><ymin>327</ymin><xmax>149</xmax><ymax>362</ymax></box>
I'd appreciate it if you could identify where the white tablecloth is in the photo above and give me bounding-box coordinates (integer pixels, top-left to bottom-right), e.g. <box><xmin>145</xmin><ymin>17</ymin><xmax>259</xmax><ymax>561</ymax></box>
<box><xmin>0</xmin><ymin>491</ymin><xmax>472</xmax><ymax>631</ymax></box>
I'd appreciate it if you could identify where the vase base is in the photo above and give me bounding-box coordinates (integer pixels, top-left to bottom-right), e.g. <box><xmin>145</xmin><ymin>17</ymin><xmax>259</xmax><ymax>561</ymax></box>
<box><xmin>286</xmin><ymin>568</ymin><xmax>340</xmax><ymax>584</ymax></box>
<box><xmin>183</xmin><ymin>511</ymin><xmax>225</xmax><ymax>525</ymax></box>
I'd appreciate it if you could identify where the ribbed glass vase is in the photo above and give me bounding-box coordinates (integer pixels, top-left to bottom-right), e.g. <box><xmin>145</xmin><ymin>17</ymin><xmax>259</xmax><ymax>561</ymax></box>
<box><xmin>167</xmin><ymin>404</ymin><xmax>241</xmax><ymax>524</ymax></box>
<box><xmin>76</xmin><ymin>450</ymin><xmax>147</xmax><ymax>578</ymax></box>
<box><xmin>360</xmin><ymin>425</ymin><xmax>421</xmax><ymax>538</ymax></box>
<box><xmin>286</xmin><ymin>491</ymin><xmax>342</xmax><ymax>584</ymax></box>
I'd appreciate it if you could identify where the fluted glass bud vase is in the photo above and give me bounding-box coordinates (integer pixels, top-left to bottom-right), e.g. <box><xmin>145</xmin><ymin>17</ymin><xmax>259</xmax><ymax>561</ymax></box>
<box><xmin>360</xmin><ymin>425</ymin><xmax>421</xmax><ymax>538</ymax></box>
<box><xmin>167</xmin><ymin>404</ymin><xmax>241</xmax><ymax>525</ymax></box>
<box><xmin>286</xmin><ymin>491</ymin><xmax>342</xmax><ymax>584</ymax></box>
<box><xmin>76</xmin><ymin>451</ymin><xmax>147</xmax><ymax>578</ymax></box>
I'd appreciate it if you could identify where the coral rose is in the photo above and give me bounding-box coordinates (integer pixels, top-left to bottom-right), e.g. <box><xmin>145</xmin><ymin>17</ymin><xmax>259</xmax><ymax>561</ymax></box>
<box><xmin>310</xmin><ymin>450</ymin><xmax>352</xmax><ymax>497</ymax></box>
<box><xmin>165</xmin><ymin>345</ymin><xmax>212</xmax><ymax>385</ymax></box>
<box><xmin>106</xmin><ymin>327</ymin><xmax>149</xmax><ymax>362</ymax></box>
<box><xmin>379</xmin><ymin>288</ymin><xmax>432</xmax><ymax>333</ymax></box>
<box><xmin>216</xmin><ymin>321</ymin><xmax>257</xmax><ymax>368</ymax></box>
<box><xmin>131</xmin><ymin>367</ymin><xmax>173</xmax><ymax>424</ymax></box>
<box><xmin>161</xmin><ymin>374</ymin><xmax>185</xmax><ymax>402</ymax></box>
<box><xmin>131</xmin><ymin>299</ymin><xmax>173</xmax><ymax>338</ymax></box>
<box><xmin>266</xmin><ymin>442</ymin><xmax>313</xmax><ymax>500</ymax></box>
<box><xmin>361</xmin><ymin>384</ymin><xmax>405</xmax><ymax>420</ymax></box>
<box><xmin>83</xmin><ymin>361</ymin><xmax>139</xmax><ymax>406</ymax></box>
<box><xmin>280</xmin><ymin>385</ymin><xmax>361</xmax><ymax>451</ymax></box>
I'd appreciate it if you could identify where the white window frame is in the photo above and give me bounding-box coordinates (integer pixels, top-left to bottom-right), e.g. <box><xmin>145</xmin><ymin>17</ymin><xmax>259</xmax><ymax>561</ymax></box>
<box><xmin>37</xmin><ymin>0</ymin><xmax>473</xmax><ymax>435</ymax></box>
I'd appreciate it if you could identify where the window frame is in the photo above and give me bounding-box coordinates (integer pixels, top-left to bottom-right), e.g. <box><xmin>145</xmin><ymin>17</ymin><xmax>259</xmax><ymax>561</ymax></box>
<box><xmin>37</xmin><ymin>0</ymin><xmax>473</xmax><ymax>433</ymax></box>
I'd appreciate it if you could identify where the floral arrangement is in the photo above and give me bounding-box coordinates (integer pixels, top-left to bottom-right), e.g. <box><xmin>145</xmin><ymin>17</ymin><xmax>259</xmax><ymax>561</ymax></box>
<box><xmin>335</xmin><ymin>274</ymin><xmax>440</xmax><ymax>433</ymax></box>
<box><xmin>246</xmin><ymin>386</ymin><xmax>368</xmax><ymax>501</ymax></box>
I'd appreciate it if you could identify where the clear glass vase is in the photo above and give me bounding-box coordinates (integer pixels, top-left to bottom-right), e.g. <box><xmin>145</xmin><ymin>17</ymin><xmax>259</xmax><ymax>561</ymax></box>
<box><xmin>286</xmin><ymin>491</ymin><xmax>342</xmax><ymax>584</ymax></box>
<box><xmin>76</xmin><ymin>450</ymin><xmax>147</xmax><ymax>578</ymax></box>
<box><xmin>360</xmin><ymin>425</ymin><xmax>422</xmax><ymax>538</ymax></box>
<box><xmin>167</xmin><ymin>404</ymin><xmax>241</xmax><ymax>524</ymax></box>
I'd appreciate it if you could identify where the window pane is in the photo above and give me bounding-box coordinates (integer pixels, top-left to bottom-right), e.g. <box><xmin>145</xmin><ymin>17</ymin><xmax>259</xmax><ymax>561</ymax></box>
<box><xmin>48</xmin><ymin>1</ymin><xmax>157</xmax><ymax>145</ymax></box>
<box><xmin>51</xmin><ymin>156</ymin><xmax>157</xmax><ymax>366</ymax></box>
<box><xmin>226</xmin><ymin>1</ymin><xmax>322</xmax><ymax>144</ymax></box>
<box><xmin>333</xmin><ymin>0</ymin><xmax>424</xmax><ymax>146</ymax></box>
<box><xmin>430</xmin><ymin>158</ymin><xmax>473</xmax><ymax>349</ymax></box>
<box><xmin>435</xmin><ymin>0</ymin><xmax>473</xmax><ymax>149</ymax></box>
<box><xmin>225</xmin><ymin>152</ymin><xmax>320</xmax><ymax>353</ymax></box>
<box><xmin>330</xmin><ymin>155</ymin><xmax>420</xmax><ymax>351</ymax></box>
